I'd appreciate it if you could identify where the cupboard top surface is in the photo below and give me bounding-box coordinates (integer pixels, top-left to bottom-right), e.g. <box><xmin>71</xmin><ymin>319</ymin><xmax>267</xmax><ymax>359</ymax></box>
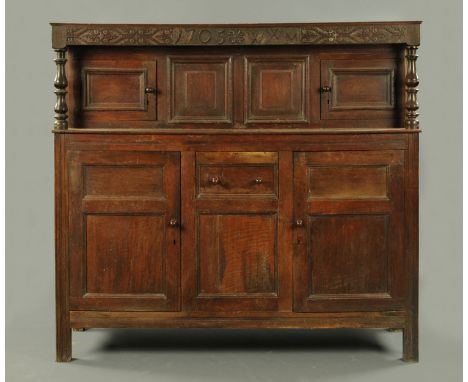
<box><xmin>51</xmin><ymin>22</ymin><xmax>421</xmax><ymax>49</ymax></box>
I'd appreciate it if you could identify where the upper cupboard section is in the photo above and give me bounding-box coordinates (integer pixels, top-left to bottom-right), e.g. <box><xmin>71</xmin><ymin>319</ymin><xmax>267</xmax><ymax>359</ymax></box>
<box><xmin>68</xmin><ymin>46</ymin><xmax>401</xmax><ymax>129</ymax></box>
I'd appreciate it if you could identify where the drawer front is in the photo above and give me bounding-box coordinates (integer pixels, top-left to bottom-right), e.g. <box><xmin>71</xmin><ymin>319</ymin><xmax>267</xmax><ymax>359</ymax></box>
<box><xmin>196</xmin><ymin>152</ymin><xmax>278</xmax><ymax>197</ymax></box>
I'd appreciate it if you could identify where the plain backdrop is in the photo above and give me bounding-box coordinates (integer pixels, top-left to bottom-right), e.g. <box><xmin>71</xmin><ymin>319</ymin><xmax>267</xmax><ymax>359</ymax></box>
<box><xmin>6</xmin><ymin>0</ymin><xmax>462</xmax><ymax>381</ymax></box>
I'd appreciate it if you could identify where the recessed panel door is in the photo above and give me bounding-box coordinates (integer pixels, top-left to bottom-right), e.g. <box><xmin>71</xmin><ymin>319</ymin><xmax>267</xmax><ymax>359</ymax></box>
<box><xmin>320</xmin><ymin>58</ymin><xmax>397</xmax><ymax>120</ymax></box>
<box><xmin>245</xmin><ymin>56</ymin><xmax>309</xmax><ymax>123</ymax></box>
<box><xmin>168</xmin><ymin>56</ymin><xmax>233</xmax><ymax>123</ymax></box>
<box><xmin>80</xmin><ymin>60</ymin><xmax>157</xmax><ymax>122</ymax></box>
<box><xmin>293</xmin><ymin>150</ymin><xmax>405</xmax><ymax>312</ymax></box>
<box><xmin>67</xmin><ymin>151</ymin><xmax>180</xmax><ymax>311</ymax></box>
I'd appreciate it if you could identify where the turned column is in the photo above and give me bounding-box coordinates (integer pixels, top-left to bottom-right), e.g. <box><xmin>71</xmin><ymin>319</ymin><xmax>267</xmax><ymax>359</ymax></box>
<box><xmin>54</xmin><ymin>49</ymin><xmax>68</xmax><ymax>129</ymax></box>
<box><xmin>405</xmin><ymin>45</ymin><xmax>419</xmax><ymax>129</ymax></box>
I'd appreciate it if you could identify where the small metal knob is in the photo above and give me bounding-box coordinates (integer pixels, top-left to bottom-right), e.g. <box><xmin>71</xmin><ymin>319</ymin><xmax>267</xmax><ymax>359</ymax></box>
<box><xmin>255</xmin><ymin>177</ymin><xmax>263</xmax><ymax>184</ymax></box>
<box><xmin>295</xmin><ymin>219</ymin><xmax>304</xmax><ymax>227</ymax></box>
<box><xmin>145</xmin><ymin>87</ymin><xmax>157</xmax><ymax>94</ymax></box>
<box><xmin>320</xmin><ymin>86</ymin><xmax>332</xmax><ymax>93</ymax></box>
<box><xmin>169</xmin><ymin>218</ymin><xmax>178</xmax><ymax>227</ymax></box>
<box><xmin>210</xmin><ymin>176</ymin><xmax>221</xmax><ymax>185</ymax></box>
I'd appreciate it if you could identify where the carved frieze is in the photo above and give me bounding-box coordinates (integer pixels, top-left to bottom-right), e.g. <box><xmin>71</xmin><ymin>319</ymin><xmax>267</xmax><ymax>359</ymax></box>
<box><xmin>51</xmin><ymin>23</ymin><xmax>420</xmax><ymax>48</ymax></box>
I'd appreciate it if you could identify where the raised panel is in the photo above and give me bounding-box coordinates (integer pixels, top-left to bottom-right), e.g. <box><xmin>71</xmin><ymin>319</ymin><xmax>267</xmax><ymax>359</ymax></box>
<box><xmin>186</xmin><ymin>71</ymin><xmax>217</xmax><ymax>108</ymax></box>
<box><xmin>330</xmin><ymin>68</ymin><xmax>394</xmax><ymax>109</ymax></box>
<box><xmin>261</xmin><ymin>71</ymin><xmax>292</xmax><ymax>108</ymax></box>
<box><xmin>86</xmin><ymin>214</ymin><xmax>166</xmax><ymax>295</ymax></box>
<box><xmin>83</xmin><ymin>68</ymin><xmax>147</xmax><ymax>111</ymax></box>
<box><xmin>245</xmin><ymin>56</ymin><xmax>308</xmax><ymax>123</ymax></box>
<box><xmin>320</xmin><ymin>59</ymin><xmax>396</xmax><ymax>120</ymax></box>
<box><xmin>80</xmin><ymin>60</ymin><xmax>157</xmax><ymax>122</ymax></box>
<box><xmin>305</xmin><ymin>150</ymin><xmax>403</xmax><ymax>166</ymax></box>
<box><xmin>197</xmin><ymin>214</ymin><xmax>278</xmax><ymax>296</ymax></box>
<box><xmin>308</xmin><ymin>215</ymin><xmax>389</xmax><ymax>296</ymax></box>
<box><xmin>169</xmin><ymin>56</ymin><xmax>232</xmax><ymax>123</ymax></box>
<box><xmin>308</xmin><ymin>165</ymin><xmax>388</xmax><ymax>199</ymax></box>
<box><xmin>84</xmin><ymin>165</ymin><xmax>164</xmax><ymax>197</ymax></box>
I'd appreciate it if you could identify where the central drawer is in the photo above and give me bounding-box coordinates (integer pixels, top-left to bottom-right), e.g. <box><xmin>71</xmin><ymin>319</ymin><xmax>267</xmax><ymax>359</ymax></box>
<box><xmin>196</xmin><ymin>152</ymin><xmax>278</xmax><ymax>198</ymax></box>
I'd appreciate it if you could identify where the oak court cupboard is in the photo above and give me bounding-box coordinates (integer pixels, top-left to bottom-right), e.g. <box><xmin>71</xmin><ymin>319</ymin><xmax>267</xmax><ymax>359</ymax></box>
<box><xmin>51</xmin><ymin>21</ymin><xmax>421</xmax><ymax>362</ymax></box>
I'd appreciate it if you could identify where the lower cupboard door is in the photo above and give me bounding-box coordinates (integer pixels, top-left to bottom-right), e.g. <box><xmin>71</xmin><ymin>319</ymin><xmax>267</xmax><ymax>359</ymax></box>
<box><xmin>190</xmin><ymin>212</ymin><xmax>281</xmax><ymax>311</ymax></box>
<box><xmin>293</xmin><ymin>150</ymin><xmax>406</xmax><ymax>312</ymax></box>
<box><xmin>67</xmin><ymin>150</ymin><xmax>180</xmax><ymax>311</ymax></box>
<box><xmin>182</xmin><ymin>151</ymin><xmax>288</xmax><ymax>312</ymax></box>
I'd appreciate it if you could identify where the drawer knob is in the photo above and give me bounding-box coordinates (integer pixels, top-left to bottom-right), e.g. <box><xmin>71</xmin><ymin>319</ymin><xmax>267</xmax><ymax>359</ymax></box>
<box><xmin>210</xmin><ymin>176</ymin><xmax>221</xmax><ymax>185</ymax></box>
<box><xmin>145</xmin><ymin>87</ymin><xmax>158</xmax><ymax>94</ymax></box>
<box><xmin>169</xmin><ymin>218</ymin><xmax>178</xmax><ymax>227</ymax></box>
<box><xmin>255</xmin><ymin>177</ymin><xmax>263</xmax><ymax>184</ymax></box>
<box><xmin>295</xmin><ymin>219</ymin><xmax>304</xmax><ymax>227</ymax></box>
<box><xmin>320</xmin><ymin>86</ymin><xmax>332</xmax><ymax>93</ymax></box>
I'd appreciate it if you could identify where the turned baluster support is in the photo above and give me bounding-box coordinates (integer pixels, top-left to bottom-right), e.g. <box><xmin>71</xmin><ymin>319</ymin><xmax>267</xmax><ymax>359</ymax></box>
<box><xmin>405</xmin><ymin>45</ymin><xmax>419</xmax><ymax>129</ymax></box>
<box><xmin>54</xmin><ymin>48</ymin><xmax>68</xmax><ymax>129</ymax></box>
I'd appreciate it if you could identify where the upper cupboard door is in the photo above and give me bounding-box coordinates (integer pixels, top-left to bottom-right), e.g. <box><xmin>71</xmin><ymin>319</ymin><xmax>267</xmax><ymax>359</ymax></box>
<box><xmin>168</xmin><ymin>56</ymin><xmax>233</xmax><ymax>123</ymax></box>
<box><xmin>245</xmin><ymin>56</ymin><xmax>309</xmax><ymax>123</ymax></box>
<box><xmin>320</xmin><ymin>58</ymin><xmax>397</xmax><ymax>121</ymax></box>
<box><xmin>81</xmin><ymin>60</ymin><xmax>157</xmax><ymax>122</ymax></box>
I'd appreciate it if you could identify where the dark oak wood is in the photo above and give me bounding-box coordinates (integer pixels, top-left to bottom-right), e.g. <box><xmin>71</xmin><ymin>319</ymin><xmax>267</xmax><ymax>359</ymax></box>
<box><xmin>52</xmin><ymin>22</ymin><xmax>420</xmax><ymax>363</ymax></box>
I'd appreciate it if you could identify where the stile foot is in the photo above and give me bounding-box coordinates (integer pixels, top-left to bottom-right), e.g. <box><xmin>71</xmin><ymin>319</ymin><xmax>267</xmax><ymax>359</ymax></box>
<box><xmin>56</xmin><ymin>327</ymin><xmax>72</xmax><ymax>362</ymax></box>
<box><xmin>402</xmin><ymin>320</ymin><xmax>418</xmax><ymax>362</ymax></box>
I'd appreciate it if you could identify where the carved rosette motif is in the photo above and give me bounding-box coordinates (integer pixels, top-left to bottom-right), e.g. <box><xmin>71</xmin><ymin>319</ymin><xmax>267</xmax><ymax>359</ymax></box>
<box><xmin>301</xmin><ymin>25</ymin><xmax>407</xmax><ymax>44</ymax></box>
<box><xmin>54</xmin><ymin>49</ymin><xmax>68</xmax><ymax>129</ymax></box>
<box><xmin>405</xmin><ymin>45</ymin><xmax>419</xmax><ymax>129</ymax></box>
<box><xmin>62</xmin><ymin>25</ymin><xmax>410</xmax><ymax>46</ymax></box>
